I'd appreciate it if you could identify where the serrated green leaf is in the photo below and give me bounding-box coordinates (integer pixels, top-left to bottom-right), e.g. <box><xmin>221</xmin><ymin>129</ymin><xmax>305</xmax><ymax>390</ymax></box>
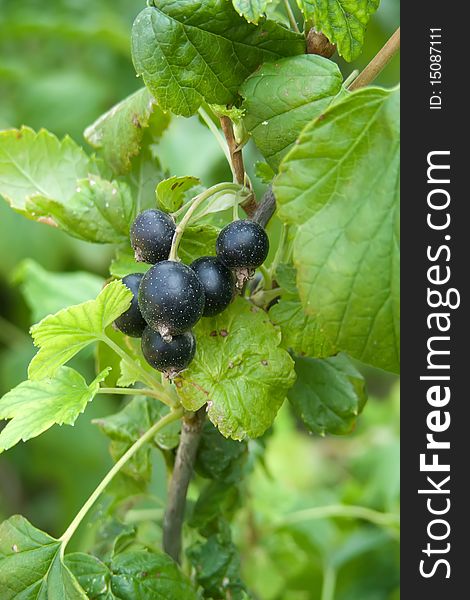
<box><xmin>28</xmin><ymin>175</ymin><xmax>135</xmax><ymax>243</ymax></box>
<box><xmin>0</xmin><ymin>126</ymin><xmax>95</xmax><ymax>213</ymax></box>
<box><xmin>187</xmin><ymin>535</ymin><xmax>246</xmax><ymax>599</ymax></box>
<box><xmin>65</xmin><ymin>553</ymin><xmax>112</xmax><ymax>600</ymax></box>
<box><xmin>288</xmin><ymin>354</ymin><xmax>367</xmax><ymax>435</ymax></box>
<box><xmin>29</xmin><ymin>280</ymin><xmax>133</xmax><ymax>380</ymax></box>
<box><xmin>178</xmin><ymin>224</ymin><xmax>220</xmax><ymax>263</ymax></box>
<box><xmin>195</xmin><ymin>421</ymin><xmax>248</xmax><ymax>483</ymax></box>
<box><xmin>66</xmin><ymin>549</ymin><xmax>197</xmax><ymax>600</ymax></box>
<box><xmin>14</xmin><ymin>259</ymin><xmax>104</xmax><ymax>323</ymax></box>
<box><xmin>255</xmin><ymin>161</ymin><xmax>275</xmax><ymax>184</ymax></box>
<box><xmin>132</xmin><ymin>1</ymin><xmax>305</xmax><ymax>117</ymax></box>
<box><xmin>297</xmin><ymin>0</ymin><xmax>380</xmax><ymax>61</ymax></box>
<box><xmin>0</xmin><ymin>367</ymin><xmax>108</xmax><ymax>453</ymax></box>
<box><xmin>84</xmin><ymin>87</ymin><xmax>170</xmax><ymax>175</ymax></box>
<box><xmin>274</xmin><ymin>88</ymin><xmax>400</xmax><ymax>373</ymax></box>
<box><xmin>0</xmin><ymin>516</ymin><xmax>87</xmax><ymax>599</ymax></box>
<box><xmin>110</xmin><ymin>550</ymin><xmax>197</xmax><ymax>599</ymax></box>
<box><xmin>232</xmin><ymin>0</ymin><xmax>271</xmax><ymax>24</ymax></box>
<box><xmin>176</xmin><ymin>299</ymin><xmax>295</xmax><ymax>440</ymax></box>
<box><xmin>241</xmin><ymin>55</ymin><xmax>343</xmax><ymax>169</ymax></box>
<box><xmin>156</xmin><ymin>175</ymin><xmax>201</xmax><ymax>213</ymax></box>
<box><xmin>269</xmin><ymin>264</ymin><xmax>335</xmax><ymax>357</ymax></box>
<box><xmin>189</xmin><ymin>481</ymin><xmax>241</xmax><ymax>534</ymax></box>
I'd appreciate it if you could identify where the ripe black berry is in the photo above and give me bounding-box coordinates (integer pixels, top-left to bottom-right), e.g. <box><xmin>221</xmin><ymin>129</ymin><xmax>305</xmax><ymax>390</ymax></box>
<box><xmin>138</xmin><ymin>260</ymin><xmax>205</xmax><ymax>338</ymax></box>
<box><xmin>190</xmin><ymin>256</ymin><xmax>235</xmax><ymax>317</ymax></box>
<box><xmin>114</xmin><ymin>273</ymin><xmax>147</xmax><ymax>337</ymax></box>
<box><xmin>216</xmin><ymin>220</ymin><xmax>269</xmax><ymax>269</ymax></box>
<box><xmin>141</xmin><ymin>327</ymin><xmax>196</xmax><ymax>375</ymax></box>
<box><xmin>130</xmin><ymin>209</ymin><xmax>175</xmax><ymax>264</ymax></box>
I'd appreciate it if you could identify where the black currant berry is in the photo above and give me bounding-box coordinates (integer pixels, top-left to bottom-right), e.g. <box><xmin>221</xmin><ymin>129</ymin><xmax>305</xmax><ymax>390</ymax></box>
<box><xmin>114</xmin><ymin>273</ymin><xmax>147</xmax><ymax>337</ymax></box>
<box><xmin>216</xmin><ymin>219</ymin><xmax>269</xmax><ymax>269</ymax></box>
<box><xmin>142</xmin><ymin>326</ymin><xmax>196</xmax><ymax>375</ymax></box>
<box><xmin>190</xmin><ymin>256</ymin><xmax>235</xmax><ymax>317</ymax></box>
<box><xmin>130</xmin><ymin>209</ymin><xmax>175</xmax><ymax>264</ymax></box>
<box><xmin>138</xmin><ymin>260</ymin><xmax>205</xmax><ymax>338</ymax></box>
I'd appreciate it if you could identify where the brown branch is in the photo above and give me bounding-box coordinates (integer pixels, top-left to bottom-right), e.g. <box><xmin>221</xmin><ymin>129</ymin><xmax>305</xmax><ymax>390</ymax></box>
<box><xmin>162</xmin><ymin>408</ymin><xmax>205</xmax><ymax>563</ymax></box>
<box><xmin>253</xmin><ymin>186</ymin><xmax>276</xmax><ymax>228</ymax></box>
<box><xmin>348</xmin><ymin>27</ymin><xmax>401</xmax><ymax>91</ymax></box>
<box><xmin>219</xmin><ymin>116</ymin><xmax>258</xmax><ymax>217</ymax></box>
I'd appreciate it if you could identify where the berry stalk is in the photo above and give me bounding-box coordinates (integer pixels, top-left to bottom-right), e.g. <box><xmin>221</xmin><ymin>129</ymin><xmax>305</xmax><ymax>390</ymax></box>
<box><xmin>168</xmin><ymin>182</ymin><xmax>241</xmax><ymax>261</ymax></box>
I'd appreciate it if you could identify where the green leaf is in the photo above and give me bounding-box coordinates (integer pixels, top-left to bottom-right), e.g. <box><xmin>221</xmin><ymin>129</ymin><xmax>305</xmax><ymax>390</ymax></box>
<box><xmin>156</xmin><ymin>175</ymin><xmax>201</xmax><ymax>213</ymax></box>
<box><xmin>132</xmin><ymin>1</ymin><xmax>305</xmax><ymax>117</ymax></box>
<box><xmin>28</xmin><ymin>175</ymin><xmax>135</xmax><ymax>243</ymax></box>
<box><xmin>110</xmin><ymin>550</ymin><xmax>197</xmax><ymax>600</ymax></box>
<box><xmin>195</xmin><ymin>421</ymin><xmax>248</xmax><ymax>483</ymax></box>
<box><xmin>0</xmin><ymin>367</ymin><xmax>108</xmax><ymax>453</ymax></box>
<box><xmin>189</xmin><ymin>481</ymin><xmax>241</xmax><ymax>534</ymax></box>
<box><xmin>274</xmin><ymin>87</ymin><xmax>400</xmax><ymax>373</ymax></box>
<box><xmin>128</xmin><ymin>145</ymin><xmax>168</xmax><ymax>215</ymax></box>
<box><xmin>14</xmin><ymin>259</ymin><xmax>104</xmax><ymax>323</ymax></box>
<box><xmin>94</xmin><ymin>397</ymin><xmax>180</xmax><ymax>483</ymax></box>
<box><xmin>241</xmin><ymin>55</ymin><xmax>343</xmax><ymax>169</ymax></box>
<box><xmin>297</xmin><ymin>0</ymin><xmax>380</xmax><ymax>61</ymax></box>
<box><xmin>178</xmin><ymin>224</ymin><xmax>220</xmax><ymax>263</ymax></box>
<box><xmin>176</xmin><ymin>299</ymin><xmax>295</xmax><ymax>440</ymax></box>
<box><xmin>84</xmin><ymin>87</ymin><xmax>170</xmax><ymax>175</ymax></box>
<box><xmin>66</xmin><ymin>550</ymin><xmax>197</xmax><ymax>600</ymax></box>
<box><xmin>0</xmin><ymin>516</ymin><xmax>86</xmax><ymax>599</ymax></box>
<box><xmin>187</xmin><ymin>535</ymin><xmax>246</xmax><ymax>599</ymax></box>
<box><xmin>255</xmin><ymin>161</ymin><xmax>275</xmax><ymax>184</ymax></box>
<box><xmin>65</xmin><ymin>553</ymin><xmax>111</xmax><ymax>600</ymax></box>
<box><xmin>110</xmin><ymin>246</ymin><xmax>150</xmax><ymax>279</ymax></box>
<box><xmin>29</xmin><ymin>279</ymin><xmax>133</xmax><ymax>380</ymax></box>
<box><xmin>288</xmin><ymin>354</ymin><xmax>366</xmax><ymax>435</ymax></box>
<box><xmin>232</xmin><ymin>0</ymin><xmax>270</xmax><ymax>24</ymax></box>
<box><xmin>0</xmin><ymin>126</ymin><xmax>94</xmax><ymax>213</ymax></box>
<box><xmin>269</xmin><ymin>264</ymin><xmax>336</xmax><ymax>358</ymax></box>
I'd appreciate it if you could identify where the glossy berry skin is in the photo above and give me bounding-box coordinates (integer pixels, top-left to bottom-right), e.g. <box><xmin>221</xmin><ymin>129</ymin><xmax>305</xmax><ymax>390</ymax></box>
<box><xmin>191</xmin><ymin>256</ymin><xmax>235</xmax><ymax>317</ymax></box>
<box><xmin>141</xmin><ymin>327</ymin><xmax>196</xmax><ymax>374</ymax></box>
<box><xmin>138</xmin><ymin>260</ymin><xmax>205</xmax><ymax>337</ymax></box>
<box><xmin>130</xmin><ymin>209</ymin><xmax>175</xmax><ymax>264</ymax></box>
<box><xmin>114</xmin><ymin>273</ymin><xmax>147</xmax><ymax>337</ymax></box>
<box><xmin>216</xmin><ymin>219</ymin><xmax>269</xmax><ymax>269</ymax></box>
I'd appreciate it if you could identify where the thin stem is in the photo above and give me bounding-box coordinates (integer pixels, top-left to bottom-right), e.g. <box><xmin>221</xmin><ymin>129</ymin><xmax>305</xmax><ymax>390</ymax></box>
<box><xmin>348</xmin><ymin>27</ymin><xmax>400</xmax><ymax>91</ymax></box>
<box><xmin>198</xmin><ymin>107</ymin><xmax>234</xmax><ymax>177</ymax></box>
<box><xmin>219</xmin><ymin>116</ymin><xmax>257</xmax><ymax>217</ymax></box>
<box><xmin>169</xmin><ymin>183</ymin><xmax>240</xmax><ymax>261</ymax></box>
<box><xmin>163</xmin><ymin>408</ymin><xmax>206</xmax><ymax>563</ymax></box>
<box><xmin>343</xmin><ymin>69</ymin><xmax>359</xmax><ymax>88</ymax></box>
<box><xmin>321</xmin><ymin>565</ymin><xmax>337</xmax><ymax>600</ymax></box>
<box><xmin>258</xmin><ymin>264</ymin><xmax>272</xmax><ymax>290</ymax></box>
<box><xmin>284</xmin><ymin>0</ymin><xmax>300</xmax><ymax>33</ymax></box>
<box><xmin>250</xmin><ymin>287</ymin><xmax>281</xmax><ymax>308</ymax></box>
<box><xmin>233</xmin><ymin>200</ymin><xmax>239</xmax><ymax>221</ymax></box>
<box><xmin>60</xmin><ymin>407</ymin><xmax>184</xmax><ymax>555</ymax></box>
<box><xmin>102</xmin><ymin>335</ymin><xmax>176</xmax><ymax>407</ymax></box>
<box><xmin>219</xmin><ymin>116</ymin><xmax>245</xmax><ymax>186</ymax></box>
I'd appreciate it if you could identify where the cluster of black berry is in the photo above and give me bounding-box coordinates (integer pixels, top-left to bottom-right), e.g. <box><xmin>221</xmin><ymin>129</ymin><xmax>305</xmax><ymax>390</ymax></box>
<box><xmin>114</xmin><ymin>208</ymin><xmax>269</xmax><ymax>377</ymax></box>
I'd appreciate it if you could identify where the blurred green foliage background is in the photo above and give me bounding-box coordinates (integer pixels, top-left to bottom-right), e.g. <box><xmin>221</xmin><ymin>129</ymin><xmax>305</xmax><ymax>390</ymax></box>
<box><xmin>0</xmin><ymin>1</ymin><xmax>400</xmax><ymax>598</ymax></box>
